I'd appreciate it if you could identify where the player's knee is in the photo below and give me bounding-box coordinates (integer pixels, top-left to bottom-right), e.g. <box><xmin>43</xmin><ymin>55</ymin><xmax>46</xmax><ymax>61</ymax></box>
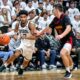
<box><xmin>60</xmin><ymin>49</ymin><xmax>67</xmax><ymax>57</ymax></box>
<box><xmin>15</xmin><ymin>50</ymin><xmax>21</xmax><ymax>57</ymax></box>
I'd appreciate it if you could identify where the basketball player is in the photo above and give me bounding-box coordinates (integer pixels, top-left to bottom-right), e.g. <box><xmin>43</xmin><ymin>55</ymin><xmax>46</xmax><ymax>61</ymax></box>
<box><xmin>0</xmin><ymin>10</ymin><xmax>38</xmax><ymax>75</ymax></box>
<box><xmin>37</xmin><ymin>4</ymin><xmax>74</xmax><ymax>78</ymax></box>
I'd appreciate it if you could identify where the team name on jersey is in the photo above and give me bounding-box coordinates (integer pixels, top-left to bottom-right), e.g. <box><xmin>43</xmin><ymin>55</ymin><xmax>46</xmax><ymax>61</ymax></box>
<box><xmin>19</xmin><ymin>29</ymin><xmax>29</xmax><ymax>34</ymax></box>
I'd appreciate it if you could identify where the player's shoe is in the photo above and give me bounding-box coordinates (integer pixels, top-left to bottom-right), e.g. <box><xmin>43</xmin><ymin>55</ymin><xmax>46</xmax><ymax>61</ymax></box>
<box><xmin>64</xmin><ymin>71</ymin><xmax>72</xmax><ymax>79</ymax></box>
<box><xmin>18</xmin><ymin>68</ymin><xmax>23</xmax><ymax>75</ymax></box>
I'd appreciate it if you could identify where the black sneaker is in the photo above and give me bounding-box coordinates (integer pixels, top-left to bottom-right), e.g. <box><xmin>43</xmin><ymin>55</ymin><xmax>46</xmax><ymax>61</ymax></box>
<box><xmin>0</xmin><ymin>65</ymin><xmax>6</xmax><ymax>72</ymax></box>
<box><xmin>64</xmin><ymin>71</ymin><xmax>72</xmax><ymax>79</ymax></box>
<box><xmin>18</xmin><ymin>68</ymin><xmax>23</xmax><ymax>75</ymax></box>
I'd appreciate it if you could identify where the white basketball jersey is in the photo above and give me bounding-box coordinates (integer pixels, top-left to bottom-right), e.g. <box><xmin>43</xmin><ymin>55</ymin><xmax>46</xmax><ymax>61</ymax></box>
<box><xmin>18</xmin><ymin>21</ymin><xmax>31</xmax><ymax>45</ymax></box>
<box><xmin>19</xmin><ymin>21</ymin><xmax>30</xmax><ymax>35</ymax></box>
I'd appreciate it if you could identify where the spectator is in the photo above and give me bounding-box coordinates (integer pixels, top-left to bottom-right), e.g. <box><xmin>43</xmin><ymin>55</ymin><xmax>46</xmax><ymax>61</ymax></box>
<box><xmin>28</xmin><ymin>9</ymin><xmax>39</xmax><ymax>28</ymax></box>
<box><xmin>19</xmin><ymin>0</ymin><xmax>27</xmax><ymax>9</ymax></box>
<box><xmin>11</xmin><ymin>0</ymin><xmax>22</xmax><ymax>21</ymax></box>
<box><xmin>37</xmin><ymin>11</ymin><xmax>50</xmax><ymax>31</ymax></box>
<box><xmin>0</xmin><ymin>0</ymin><xmax>13</xmax><ymax>11</ymax></box>
<box><xmin>66</xmin><ymin>1</ymin><xmax>79</xmax><ymax>21</ymax></box>
<box><xmin>71</xmin><ymin>13</ymin><xmax>80</xmax><ymax>70</ymax></box>
<box><xmin>25</xmin><ymin>0</ymin><xmax>35</xmax><ymax>12</ymax></box>
<box><xmin>36</xmin><ymin>1</ymin><xmax>45</xmax><ymax>15</ymax></box>
<box><xmin>9</xmin><ymin>33</ymin><xmax>21</xmax><ymax>51</ymax></box>
<box><xmin>28</xmin><ymin>9</ymin><xmax>38</xmax><ymax>23</ymax></box>
<box><xmin>0</xmin><ymin>30</ymin><xmax>13</xmax><ymax>63</ymax></box>
<box><xmin>0</xmin><ymin>47</ymin><xmax>13</xmax><ymax>63</ymax></box>
<box><xmin>44</xmin><ymin>0</ymin><xmax>53</xmax><ymax>13</ymax></box>
<box><xmin>0</xmin><ymin>7</ymin><xmax>11</xmax><ymax>33</ymax></box>
<box><xmin>32</xmin><ymin>0</ymin><xmax>38</xmax><ymax>9</ymax></box>
<box><xmin>35</xmin><ymin>34</ymin><xmax>57</xmax><ymax>70</ymax></box>
<box><xmin>72</xmin><ymin>13</ymin><xmax>80</xmax><ymax>37</ymax></box>
<box><xmin>47</xmin><ymin>10</ymin><xmax>55</xmax><ymax>24</ymax></box>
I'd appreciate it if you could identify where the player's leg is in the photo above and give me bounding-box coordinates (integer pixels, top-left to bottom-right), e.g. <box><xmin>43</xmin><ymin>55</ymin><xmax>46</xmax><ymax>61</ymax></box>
<box><xmin>60</xmin><ymin>48</ymin><xmax>70</xmax><ymax>67</ymax></box>
<box><xmin>18</xmin><ymin>58</ymin><xmax>30</xmax><ymax>75</ymax></box>
<box><xmin>67</xmin><ymin>54</ymin><xmax>74</xmax><ymax>69</ymax></box>
<box><xmin>17</xmin><ymin>40</ymin><xmax>34</xmax><ymax>75</ymax></box>
<box><xmin>0</xmin><ymin>50</ymin><xmax>21</xmax><ymax>72</ymax></box>
<box><xmin>60</xmin><ymin>43</ymin><xmax>73</xmax><ymax>78</ymax></box>
<box><xmin>18</xmin><ymin>47</ymin><xmax>33</xmax><ymax>75</ymax></box>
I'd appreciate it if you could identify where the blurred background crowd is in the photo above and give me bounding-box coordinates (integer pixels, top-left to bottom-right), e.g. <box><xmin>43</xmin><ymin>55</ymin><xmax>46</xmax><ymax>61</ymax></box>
<box><xmin>0</xmin><ymin>0</ymin><xmax>80</xmax><ymax>72</ymax></box>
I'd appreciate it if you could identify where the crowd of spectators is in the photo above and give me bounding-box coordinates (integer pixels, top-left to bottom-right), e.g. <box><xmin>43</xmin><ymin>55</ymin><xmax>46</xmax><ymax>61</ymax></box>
<box><xmin>0</xmin><ymin>0</ymin><xmax>80</xmax><ymax>72</ymax></box>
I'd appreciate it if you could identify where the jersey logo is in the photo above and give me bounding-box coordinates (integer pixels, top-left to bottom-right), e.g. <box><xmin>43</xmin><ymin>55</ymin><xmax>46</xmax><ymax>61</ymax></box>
<box><xmin>55</xmin><ymin>26</ymin><xmax>63</xmax><ymax>34</ymax></box>
<box><xmin>19</xmin><ymin>29</ymin><xmax>29</xmax><ymax>34</ymax></box>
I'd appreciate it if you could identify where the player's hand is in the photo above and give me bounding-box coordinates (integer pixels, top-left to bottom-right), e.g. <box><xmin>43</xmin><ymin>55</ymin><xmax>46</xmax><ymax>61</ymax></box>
<box><xmin>34</xmin><ymin>30</ymin><xmax>41</xmax><ymax>37</ymax></box>
<box><xmin>55</xmin><ymin>35</ymin><xmax>63</xmax><ymax>40</ymax></box>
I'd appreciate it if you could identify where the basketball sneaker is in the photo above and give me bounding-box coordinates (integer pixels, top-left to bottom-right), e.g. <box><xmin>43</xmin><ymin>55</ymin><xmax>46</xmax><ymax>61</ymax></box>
<box><xmin>64</xmin><ymin>71</ymin><xmax>72</xmax><ymax>78</ymax></box>
<box><xmin>18</xmin><ymin>68</ymin><xmax>23</xmax><ymax>75</ymax></box>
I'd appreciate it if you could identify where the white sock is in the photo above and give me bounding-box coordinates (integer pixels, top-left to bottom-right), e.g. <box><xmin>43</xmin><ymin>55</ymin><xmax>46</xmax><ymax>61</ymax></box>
<box><xmin>66</xmin><ymin>67</ymin><xmax>70</xmax><ymax>72</ymax></box>
<box><xmin>20</xmin><ymin>65</ymin><xmax>24</xmax><ymax>69</ymax></box>
<box><xmin>4</xmin><ymin>63</ymin><xmax>8</xmax><ymax>67</ymax></box>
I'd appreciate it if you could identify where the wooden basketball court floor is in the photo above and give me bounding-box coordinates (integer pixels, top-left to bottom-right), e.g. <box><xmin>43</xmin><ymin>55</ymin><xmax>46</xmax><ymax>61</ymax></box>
<box><xmin>0</xmin><ymin>69</ymin><xmax>80</xmax><ymax>80</ymax></box>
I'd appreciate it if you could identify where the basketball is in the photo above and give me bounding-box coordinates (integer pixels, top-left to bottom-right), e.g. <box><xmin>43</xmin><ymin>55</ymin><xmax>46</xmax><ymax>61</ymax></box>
<box><xmin>0</xmin><ymin>34</ymin><xmax>10</xmax><ymax>45</ymax></box>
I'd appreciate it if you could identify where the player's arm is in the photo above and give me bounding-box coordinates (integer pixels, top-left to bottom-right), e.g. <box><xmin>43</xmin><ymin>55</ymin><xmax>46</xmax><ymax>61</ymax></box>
<box><xmin>38</xmin><ymin>27</ymin><xmax>51</xmax><ymax>36</ymax></box>
<box><xmin>60</xmin><ymin>15</ymin><xmax>72</xmax><ymax>38</ymax></box>
<box><xmin>60</xmin><ymin>25</ymin><xmax>71</xmax><ymax>38</ymax></box>
<box><xmin>14</xmin><ymin>22</ymin><xmax>19</xmax><ymax>32</ymax></box>
<box><xmin>5</xmin><ymin>23</ymin><xmax>19</xmax><ymax>37</ymax></box>
<box><xmin>55</xmin><ymin>16</ymin><xmax>72</xmax><ymax>40</ymax></box>
<box><xmin>36</xmin><ymin>19</ymin><xmax>54</xmax><ymax>36</ymax></box>
<box><xmin>55</xmin><ymin>25</ymin><xmax>71</xmax><ymax>40</ymax></box>
<box><xmin>26</xmin><ymin>22</ymin><xmax>38</xmax><ymax>40</ymax></box>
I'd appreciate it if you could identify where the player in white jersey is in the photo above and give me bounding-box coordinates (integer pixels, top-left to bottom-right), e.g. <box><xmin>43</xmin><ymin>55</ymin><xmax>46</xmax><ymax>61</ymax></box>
<box><xmin>0</xmin><ymin>10</ymin><xmax>38</xmax><ymax>75</ymax></box>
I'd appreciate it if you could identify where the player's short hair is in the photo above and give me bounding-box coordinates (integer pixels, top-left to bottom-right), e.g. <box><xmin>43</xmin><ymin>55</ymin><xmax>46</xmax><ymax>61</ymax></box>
<box><xmin>54</xmin><ymin>4</ymin><xmax>63</xmax><ymax>12</ymax></box>
<box><xmin>18</xmin><ymin>10</ymin><xmax>28</xmax><ymax>16</ymax></box>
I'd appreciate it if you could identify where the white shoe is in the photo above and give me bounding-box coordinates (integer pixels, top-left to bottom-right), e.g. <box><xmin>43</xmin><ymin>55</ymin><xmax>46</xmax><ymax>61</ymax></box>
<box><xmin>74</xmin><ymin>67</ymin><xmax>78</xmax><ymax>71</ymax></box>
<box><xmin>42</xmin><ymin>63</ymin><xmax>47</xmax><ymax>70</ymax></box>
<box><xmin>49</xmin><ymin>65</ymin><xmax>56</xmax><ymax>70</ymax></box>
